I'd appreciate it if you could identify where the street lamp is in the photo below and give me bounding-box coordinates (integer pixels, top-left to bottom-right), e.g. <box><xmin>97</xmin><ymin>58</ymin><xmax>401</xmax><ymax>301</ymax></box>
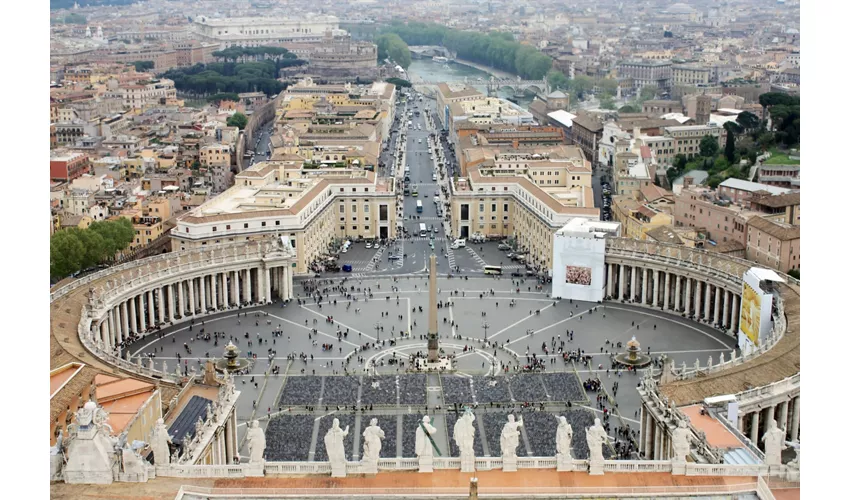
<box><xmin>482</xmin><ymin>321</ymin><xmax>490</xmax><ymax>343</ymax></box>
<box><xmin>374</xmin><ymin>321</ymin><xmax>382</xmax><ymax>341</ymax></box>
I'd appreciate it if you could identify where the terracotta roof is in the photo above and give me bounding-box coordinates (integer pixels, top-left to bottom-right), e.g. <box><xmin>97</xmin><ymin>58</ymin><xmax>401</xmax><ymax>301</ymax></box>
<box><xmin>571</xmin><ymin>113</ymin><xmax>604</xmax><ymax>132</ymax></box>
<box><xmin>749</xmin><ymin>192</ymin><xmax>800</xmax><ymax>209</ymax></box>
<box><xmin>640</xmin><ymin>184</ymin><xmax>672</xmax><ymax>203</ymax></box>
<box><xmin>747</xmin><ymin>216</ymin><xmax>800</xmax><ymax>241</ymax></box>
<box><xmin>645</xmin><ymin>225</ymin><xmax>683</xmax><ymax>245</ymax></box>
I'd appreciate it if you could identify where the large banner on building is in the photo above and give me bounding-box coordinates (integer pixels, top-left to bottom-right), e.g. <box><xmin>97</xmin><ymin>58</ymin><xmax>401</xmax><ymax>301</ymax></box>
<box><xmin>739</xmin><ymin>281</ymin><xmax>762</xmax><ymax>346</ymax></box>
<box><xmin>566</xmin><ymin>266</ymin><xmax>592</xmax><ymax>286</ymax></box>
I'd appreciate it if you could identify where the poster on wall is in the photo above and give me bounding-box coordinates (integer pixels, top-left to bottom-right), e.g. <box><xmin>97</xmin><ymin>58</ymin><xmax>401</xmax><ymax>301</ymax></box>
<box><xmin>740</xmin><ymin>281</ymin><xmax>761</xmax><ymax>346</ymax></box>
<box><xmin>566</xmin><ymin>266</ymin><xmax>592</xmax><ymax>286</ymax></box>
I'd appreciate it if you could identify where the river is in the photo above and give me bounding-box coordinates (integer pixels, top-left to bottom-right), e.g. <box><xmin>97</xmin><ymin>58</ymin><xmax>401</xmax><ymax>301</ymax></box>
<box><xmin>406</xmin><ymin>58</ymin><xmax>535</xmax><ymax>110</ymax></box>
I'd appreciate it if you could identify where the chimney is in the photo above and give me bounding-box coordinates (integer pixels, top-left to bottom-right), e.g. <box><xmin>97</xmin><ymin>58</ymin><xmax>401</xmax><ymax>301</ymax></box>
<box><xmin>683</xmin><ymin>176</ymin><xmax>694</xmax><ymax>188</ymax></box>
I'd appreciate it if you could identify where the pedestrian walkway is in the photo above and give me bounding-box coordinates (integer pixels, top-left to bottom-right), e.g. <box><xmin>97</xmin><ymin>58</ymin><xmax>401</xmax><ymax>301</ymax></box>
<box><xmin>407</xmin><ymin>237</ymin><xmax>449</xmax><ymax>242</ymax></box>
<box><xmin>363</xmin><ymin>247</ymin><xmax>386</xmax><ymax>272</ymax></box>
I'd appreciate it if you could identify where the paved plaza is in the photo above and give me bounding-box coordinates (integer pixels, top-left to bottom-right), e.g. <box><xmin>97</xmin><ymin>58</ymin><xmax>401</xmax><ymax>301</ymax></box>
<box><xmin>126</xmin><ymin>275</ymin><xmax>736</xmax><ymax>463</ymax></box>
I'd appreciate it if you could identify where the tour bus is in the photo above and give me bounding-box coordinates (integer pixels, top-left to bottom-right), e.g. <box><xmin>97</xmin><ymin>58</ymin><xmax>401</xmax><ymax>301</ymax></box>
<box><xmin>416</xmin><ymin>200</ymin><xmax>423</xmax><ymax>213</ymax></box>
<box><xmin>483</xmin><ymin>265</ymin><xmax>503</xmax><ymax>275</ymax></box>
<box><xmin>419</xmin><ymin>223</ymin><xmax>428</xmax><ymax>237</ymax></box>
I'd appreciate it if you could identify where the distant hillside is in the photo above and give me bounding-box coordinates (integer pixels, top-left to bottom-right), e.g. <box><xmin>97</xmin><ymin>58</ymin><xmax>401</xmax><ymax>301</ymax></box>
<box><xmin>51</xmin><ymin>0</ymin><xmax>146</xmax><ymax>10</ymax></box>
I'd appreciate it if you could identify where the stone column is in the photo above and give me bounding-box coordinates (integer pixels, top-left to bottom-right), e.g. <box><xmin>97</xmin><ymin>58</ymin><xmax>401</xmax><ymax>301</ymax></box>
<box><xmin>211</xmin><ymin>273</ymin><xmax>218</xmax><ymax>309</ymax></box>
<box><xmin>674</xmin><ymin>275</ymin><xmax>681</xmax><ymax>311</ymax></box>
<box><xmin>189</xmin><ymin>278</ymin><xmax>197</xmax><ymax>315</ymax></box>
<box><xmin>778</xmin><ymin>401</ymin><xmax>789</xmax><ymax>434</ymax></box>
<box><xmin>684</xmin><ymin>278</ymin><xmax>692</xmax><ymax>315</ymax></box>
<box><xmin>265</xmin><ymin>267</ymin><xmax>272</xmax><ymax>303</ymax></box>
<box><xmin>221</xmin><ymin>273</ymin><xmax>229</xmax><ymax>309</ymax></box>
<box><xmin>199</xmin><ymin>276</ymin><xmax>207</xmax><ymax>314</ymax></box>
<box><xmin>653</xmin><ymin>270</ymin><xmax>660</xmax><ymax>307</ymax></box>
<box><xmin>790</xmin><ymin>396</ymin><xmax>800</xmax><ymax>442</ymax></box>
<box><xmin>693</xmin><ymin>280</ymin><xmax>702</xmax><ymax>319</ymax></box>
<box><xmin>663</xmin><ymin>273</ymin><xmax>671</xmax><ymax>310</ymax></box>
<box><xmin>224</xmin><ymin>419</ymin><xmax>233</xmax><ymax>464</ymax></box>
<box><xmin>120</xmin><ymin>301</ymin><xmax>129</xmax><ymax>339</ymax></box>
<box><xmin>714</xmin><ymin>286</ymin><xmax>722</xmax><ymax>325</ymax></box>
<box><xmin>177</xmin><ymin>280</ymin><xmax>185</xmax><ymax>316</ymax></box>
<box><xmin>618</xmin><ymin>264</ymin><xmax>625</xmax><ymax>300</ymax></box>
<box><xmin>230</xmin><ymin>412</ymin><xmax>238</xmax><ymax>463</ymax></box>
<box><xmin>100</xmin><ymin>321</ymin><xmax>109</xmax><ymax>346</ymax></box>
<box><xmin>653</xmin><ymin>423</ymin><xmax>662</xmax><ymax>460</ymax></box>
<box><xmin>137</xmin><ymin>295</ymin><xmax>146</xmax><ymax>332</ymax></box>
<box><xmin>106</xmin><ymin>311</ymin><xmax>115</xmax><ymax>348</ymax></box>
<box><xmin>765</xmin><ymin>405</ymin><xmax>775</xmax><ymax>430</ymax></box>
<box><xmin>607</xmin><ymin>264</ymin><xmax>614</xmax><ymax>296</ymax></box>
<box><xmin>156</xmin><ymin>287</ymin><xmax>165</xmax><ymax>324</ymax></box>
<box><xmin>246</xmin><ymin>268</ymin><xmax>253</xmax><ymax>304</ymax></box>
<box><xmin>640</xmin><ymin>409</ymin><xmax>649</xmax><ymax>455</ymax></box>
<box><xmin>750</xmin><ymin>410</ymin><xmax>760</xmax><ymax>444</ymax></box>
<box><xmin>641</xmin><ymin>268</ymin><xmax>649</xmax><ymax>304</ymax></box>
<box><xmin>233</xmin><ymin>271</ymin><xmax>241</xmax><ymax>306</ymax></box>
<box><xmin>128</xmin><ymin>296</ymin><xmax>137</xmax><ymax>334</ymax></box>
<box><xmin>144</xmin><ymin>291</ymin><xmax>152</xmax><ymax>327</ymax></box>
<box><xmin>630</xmin><ymin>266</ymin><xmax>637</xmax><ymax>301</ymax></box>
<box><xmin>723</xmin><ymin>292</ymin><xmax>738</xmax><ymax>330</ymax></box>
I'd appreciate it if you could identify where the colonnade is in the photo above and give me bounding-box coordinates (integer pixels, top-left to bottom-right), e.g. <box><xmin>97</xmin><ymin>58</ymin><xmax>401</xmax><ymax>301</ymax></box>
<box><xmin>739</xmin><ymin>396</ymin><xmax>801</xmax><ymax>450</ymax></box>
<box><xmin>93</xmin><ymin>263</ymin><xmax>294</xmax><ymax>354</ymax></box>
<box><xmin>206</xmin><ymin>411</ymin><xmax>239</xmax><ymax>465</ymax></box>
<box><xmin>605</xmin><ymin>262</ymin><xmax>740</xmax><ymax>332</ymax></box>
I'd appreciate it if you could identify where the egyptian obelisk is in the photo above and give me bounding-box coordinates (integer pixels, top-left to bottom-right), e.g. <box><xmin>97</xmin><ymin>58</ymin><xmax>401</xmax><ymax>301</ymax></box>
<box><xmin>427</xmin><ymin>253</ymin><xmax>439</xmax><ymax>361</ymax></box>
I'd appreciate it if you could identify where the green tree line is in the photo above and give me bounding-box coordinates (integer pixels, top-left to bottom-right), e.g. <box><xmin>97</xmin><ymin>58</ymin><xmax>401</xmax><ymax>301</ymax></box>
<box><xmin>376</xmin><ymin>33</ymin><xmax>412</xmax><ymax>69</ymax></box>
<box><xmin>50</xmin><ymin>218</ymin><xmax>135</xmax><ymax>281</ymax></box>
<box><xmin>161</xmin><ymin>59</ymin><xmax>301</xmax><ymax>96</ymax></box>
<box><xmin>758</xmin><ymin>92</ymin><xmax>800</xmax><ymax>147</ymax></box>
<box><xmin>381</xmin><ymin>22</ymin><xmax>553</xmax><ymax>80</ymax></box>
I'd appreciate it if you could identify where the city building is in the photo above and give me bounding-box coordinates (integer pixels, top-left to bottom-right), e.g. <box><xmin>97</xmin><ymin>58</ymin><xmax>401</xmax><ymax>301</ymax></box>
<box><xmin>673</xmin><ymin>186</ymin><xmax>757</xmax><ymax>246</ymax></box>
<box><xmin>51</xmin><ymin>152</ymin><xmax>91</xmax><ymax>182</ymax></box>
<box><xmin>192</xmin><ymin>15</ymin><xmax>340</xmax><ymax>49</ymax></box>
<box><xmin>617</xmin><ymin>60</ymin><xmax>673</xmax><ymax>90</ymax></box>
<box><xmin>717</xmin><ymin>178</ymin><xmax>791</xmax><ymax>204</ymax></box>
<box><xmin>434</xmin><ymin>83</ymin><xmax>485</xmax><ymax>130</ymax></box>
<box><xmin>757</xmin><ymin>162</ymin><xmax>800</xmax><ymax>189</ymax></box>
<box><xmin>551</xmin><ymin>218</ymin><xmax>621</xmax><ymax>302</ymax></box>
<box><xmin>450</xmin><ymin>145</ymin><xmax>598</xmax><ymax>273</ymax></box>
<box><xmin>171</xmin><ymin>161</ymin><xmax>397</xmax><ymax>273</ymax></box>
<box><xmin>745</xmin><ymin>216</ymin><xmax>801</xmax><ymax>273</ymax></box>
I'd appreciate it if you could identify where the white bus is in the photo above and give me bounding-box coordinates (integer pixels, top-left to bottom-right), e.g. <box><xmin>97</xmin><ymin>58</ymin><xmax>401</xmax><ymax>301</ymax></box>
<box><xmin>416</xmin><ymin>200</ymin><xmax>423</xmax><ymax>213</ymax></box>
<box><xmin>419</xmin><ymin>223</ymin><xmax>428</xmax><ymax>237</ymax></box>
<box><xmin>483</xmin><ymin>265</ymin><xmax>503</xmax><ymax>275</ymax></box>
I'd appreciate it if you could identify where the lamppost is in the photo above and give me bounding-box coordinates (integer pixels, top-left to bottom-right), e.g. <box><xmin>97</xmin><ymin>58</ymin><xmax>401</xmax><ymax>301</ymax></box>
<box><xmin>482</xmin><ymin>321</ymin><xmax>490</xmax><ymax>343</ymax></box>
<box><xmin>374</xmin><ymin>321</ymin><xmax>382</xmax><ymax>342</ymax></box>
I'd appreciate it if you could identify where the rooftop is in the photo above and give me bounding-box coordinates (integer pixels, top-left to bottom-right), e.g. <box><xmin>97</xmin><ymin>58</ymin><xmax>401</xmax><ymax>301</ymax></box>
<box><xmin>719</xmin><ymin>178</ymin><xmax>791</xmax><ymax>196</ymax></box>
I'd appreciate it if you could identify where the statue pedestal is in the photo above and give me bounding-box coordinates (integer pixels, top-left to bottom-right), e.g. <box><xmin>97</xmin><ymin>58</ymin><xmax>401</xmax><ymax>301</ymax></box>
<box><xmin>671</xmin><ymin>460</ymin><xmax>686</xmax><ymax>475</ymax></box>
<box><xmin>460</xmin><ymin>456</ymin><xmax>475</xmax><ymax>473</ymax></box>
<box><xmin>244</xmin><ymin>461</ymin><xmax>264</xmax><ymax>477</ymax></box>
<box><xmin>418</xmin><ymin>456</ymin><xmax>433</xmax><ymax>473</ymax></box>
<box><xmin>556</xmin><ymin>454</ymin><xmax>573</xmax><ymax>472</ymax></box>
<box><xmin>588</xmin><ymin>459</ymin><xmax>604</xmax><ymax>476</ymax></box>
<box><xmin>362</xmin><ymin>459</ymin><xmax>378</xmax><ymax>474</ymax></box>
<box><xmin>330</xmin><ymin>461</ymin><xmax>347</xmax><ymax>478</ymax></box>
<box><xmin>502</xmin><ymin>456</ymin><xmax>517</xmax><ymax>472</ymax></box>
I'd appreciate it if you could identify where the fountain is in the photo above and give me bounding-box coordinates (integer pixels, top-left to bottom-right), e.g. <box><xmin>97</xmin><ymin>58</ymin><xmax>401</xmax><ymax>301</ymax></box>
<box><xmin>214</xmin><ymin>342</ymin><xmax>251</xmax><ymax>372</ymax></box>
<box><xmin>613</xmin><ymin>336</ymin><xmax>652</xmax><ymax>368</ymax></box>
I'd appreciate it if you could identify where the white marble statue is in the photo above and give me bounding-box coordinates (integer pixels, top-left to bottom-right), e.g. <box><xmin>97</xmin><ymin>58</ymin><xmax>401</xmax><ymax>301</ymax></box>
<box><xmin>556</xmin><ymin>416</ymin><xmax>573</xmax><ymax>460</ymax></box>
<box><xmin>50</xmin><ymin>430</ymin><xmax>65</xmax><ymax>481</ymax></box>
<box><xmin>324</xmin><ymin>418</ymin><xmax>349</xmax><ymax>465</ymax></box>
<box><xmin>122</xmin><ymin>441</ymin><xmax>148</xmax><ymax>475</ymax></box>
<box><xmin>150</xmin><ymin>418</ymin><xmax>172</xmax><ymax>466</ymax></box>
<box><xmin>672</xmin><ymin>419</ymin><xmax>691</xmax><ymax>463</ymax></box>
<box><xmin>362</xmin><ymin>418</ymin><xmax>385</xmax><ymax>463</ymax></box>
<box><xmin>246</xmin><ymin>420</ymin><xmax>266</xmax><ymax>464</ymax></box>
<box><xmin>499</xmin><ymin>414</ymin><xmax>524</xmax><ymax>459</ymax></box>
<box><xmin>415</xmin><ymin>416</ymin><xmax>437</xmax><ymax>458</ymax></box>
<box><xmin>586</xmin><ymin>418</ymin><xmax>608</xmax><ymax>464</ymax></box>
<box><xmin>453</xmin><ymin>409</ymin><xmax>476</xmax><ymax>459</ymax></box>
<box><xmin>761</xmin><ymin>419</ymin><xmax>787</xmax><ymax>466</ymax></box>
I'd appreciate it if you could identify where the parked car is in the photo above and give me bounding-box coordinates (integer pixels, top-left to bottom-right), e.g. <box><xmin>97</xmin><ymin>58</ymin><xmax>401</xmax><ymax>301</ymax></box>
<box><xmin>498</xmin><ymin>243</ymin><xmax>512</xmax><ymax>250</ymax></box>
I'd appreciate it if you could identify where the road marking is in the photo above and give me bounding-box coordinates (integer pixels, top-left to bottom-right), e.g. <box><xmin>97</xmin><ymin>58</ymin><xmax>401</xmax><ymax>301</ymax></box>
<box><xmin>488</xmin><ymin>303</ymin><xmax>555</xmax><ymax>341</ymax></box>
<box><xmin>130</xmin><ymin>313</ymin><xmax>240</xmax><ymax>356</ymax></box>
<box><xmin>297</xmin><ymin>305</ymin><xmax>375</xmax><ymax>341</ymax></box>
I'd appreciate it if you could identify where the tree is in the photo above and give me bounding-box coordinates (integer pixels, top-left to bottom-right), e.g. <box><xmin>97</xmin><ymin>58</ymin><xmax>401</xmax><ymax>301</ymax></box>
<box><xmin>386</xmin><ymin>77</ymin><xmax>412</xmax><ymax>88</ymax></box>
<box><xmin>788</xmin><ymin>269</ymin><xmax>800</xmax><ymax>280</ymax></box>
<box><xmin>546</xmin><ymin>70</ymin><xmax>568</xmax><ymax>91</ymax></box>
<box><xmin>376</xmin><ymin>33</ymin><xmax>412</xmax><ymax>69</ymax></box>
<box><xmin>638</xmin><ymin>85</ymin><xmax>658</xmax><ymax>103</ymax></box>
<box><xmin>723</xmin><ymin>122</ymin><xmax>740</xmax><ymax>163</ymax></box>
<box><xmin>227</xmin><ymin>112</ymin><xmax>248</xmax><ymax>130</ymax></box>
<box><xmin>699</xmin><ymin>135</ymin><xmax>719</xmax><ymax>157</ymax></box>
<box><xmin>599</xmin><ymin>94</ymin><xmax>616</xmax><ymax>110</ymax></box>
<box><xmin>133</xmin><ymin>61</ymin><xmax>155</xmax><ymax>72</ymax></box>
<box><xmin>618</xmin><ymin>104</ymin><xmax>641</xmax><ymax>113</ymax></box>
<box><xmin>597</xmin><ymin>78</ymin><xmax>619</xmax><ymax>96</ymax></box>
<box><xmin>735</xmin><ymin>111</ymin><xmax>760</xmax><ymax>131</ymax></box>
<box><xmin>49</xmin><ymin>218</ymin><xmax>135</xmax><ymax>280</ymax></box>
<box><xmin>568</xmin><ymin>75</ymin><xmax>594</xmax><ymax>100</ymax></box>
<box><xmin>50</xmin><ymin>230</ymin><xmax>86</xmax><ymax>281</ymax></box>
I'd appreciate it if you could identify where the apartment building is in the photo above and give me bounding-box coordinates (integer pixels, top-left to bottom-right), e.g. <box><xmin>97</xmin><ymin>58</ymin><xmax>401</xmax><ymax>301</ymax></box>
<box><xmin>717</xmin><ymin>178</ymin><xmax>790</xmax><ymax>204</ymax></box>
<box><xmin>672</xmin><ymin>65</ymin><xmax>712</xmax><ymax>86</ymax></box>
<box><xmin>745</xmin><ymin>216</ymin><xmax>800</xmax><ymax>273</ymax></box>
<box><xmin>50</xmin><ymin>152</ymin><xmax>91</xmax><ymax>182</ymax></box>
<box><xmin>747</xmin><ymin>192</ymin><xmax>800</xmax><ymax>226</ymax></box>
<box><xmin>673</xmin><ymin>186</ymin><xmax>757</xmax><ymax>245</ymax></box>
<box><xmin>617</xmin><ymin>60</ymin><xmax>673</xmax><ymax>89</ymax></box>
<box><xmin>642</xmin><ymin>100</ymin><xmax>684</xmax><ymax>115</ymax></box>
<box><xmin>171</xmin><ymin>161</ymin><xmax>397</xmax><ymax>273</ymax></box>
<box><xmin>611</xmin><ymin>196</ymin><xmax>673</xmax><ymax>240</ymax></box>
<box><xmin>757</xmin><ymin>163</ymin><xmax>800</xmax><ymax>189</ymax></box>
<box><xmin>435</xmin><ymin>83</ymin><xmax>485</xmax><ymax>130</ymax></box>
<box><xmin>450</xmin><ymin>146</ymin><xmax>598</xmax><ymax>273</ymax></box>
<box><xmin>663</xmin><ymin>123</ymin><xmax>727</xmax><ymax>158</ymax></box>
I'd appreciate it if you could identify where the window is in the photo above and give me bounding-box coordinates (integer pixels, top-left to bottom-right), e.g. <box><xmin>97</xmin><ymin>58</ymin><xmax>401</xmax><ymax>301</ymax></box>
<box><xmin>352</xmin><ymin>225</ymin><xmax>358</xmax><ymax>230</ymax></box>
<box><xmin>212</xmin><ymin>226</ymin><xmax>217</xmax><ymax>232</ymax></box>
<box><xmin>226</xmin><ymin>225</ymin><xmax>231</xmax><ymax>230</ymax></box>
<box><xmin>479</xmin><ymin>203</ymin><xmax>484</xmax><ymax>212</ymax></box>
<box><xmin>364</xmin><ymin>205</ymin><xmax>369</xmax><ymax>213</ymax></box>
<box><xmin>261</xmin><ymin>221</ymin><xmax>266</xmax><ymax>227</ymax></box>
<box><xmin>503</xmin><ymin>203</ymin><xmax>509</xmax><ymax>212</ymax></box>
<box><xmin>340</xmin><ymin>205</ymin><xmax>345</xmax><ymax>213</ymax></box>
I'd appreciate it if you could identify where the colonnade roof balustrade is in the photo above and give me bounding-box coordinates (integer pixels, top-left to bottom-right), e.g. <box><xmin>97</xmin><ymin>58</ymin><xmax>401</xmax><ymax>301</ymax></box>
<box><xmin>603</xmin><ymin>238</ymin><xmax>800</xmax><ymax>407</ymax></box>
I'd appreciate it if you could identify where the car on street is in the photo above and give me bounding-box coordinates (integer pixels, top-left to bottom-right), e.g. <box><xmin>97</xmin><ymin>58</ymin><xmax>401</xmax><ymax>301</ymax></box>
<box><xmin>366</xmin><ymin>242</ymin><xmax>373</xmax><ymax>249</ymax></box>
<box><xmin>388</xmin><ymin>255</ymin><xmax>401</xmax><ymax>261</ymax></box>
<box><xmin>511</xmin><ymin>271</ymin><xmax>524</xmax><ymax>277</ymax></box>
<box><xmin>342</xmin><ymin>264</ymin><xmax>353</xmax><ymax>272</ymax></box>
<box><xmin>498</xmin><ymin>243</ymin><xmax>512</xmax><ymax>250</ymax></box>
